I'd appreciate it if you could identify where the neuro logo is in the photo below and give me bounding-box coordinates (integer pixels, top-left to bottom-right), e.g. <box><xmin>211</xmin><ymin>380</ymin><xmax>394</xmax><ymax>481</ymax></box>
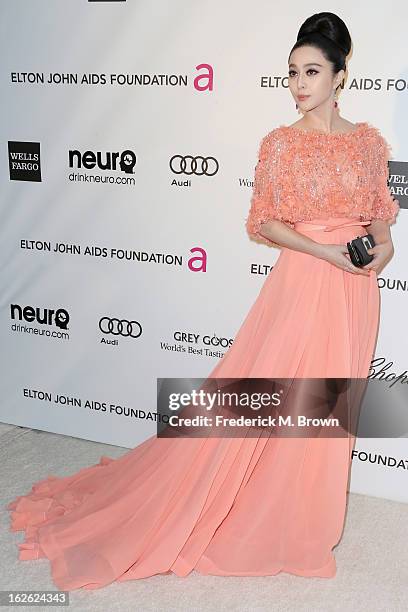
<box><xmin>68</xmin><ymin>149</ymin><xmax>136</xmax><ymax>174</ymax></box>
<box><xmin>8</xmin><ymin>141</ymin><xmax>41</xmax><ymax>182</ymax></box>
<box><xmin>169</xmin><ymin>155</ymin><xmax>219</xmax><ymax>176</ymax></box>
<box><xmin>10</xmin><ymin>303</ymin><xmax>70</xmax><ymax>329</ymax></box>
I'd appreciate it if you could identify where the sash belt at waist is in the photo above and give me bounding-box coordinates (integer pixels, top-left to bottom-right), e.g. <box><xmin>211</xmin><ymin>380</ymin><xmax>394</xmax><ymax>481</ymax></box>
<box><xmin>294</xmin><ymin>219</ymin><xmax>371</xmax><ymax>232</ymax></box>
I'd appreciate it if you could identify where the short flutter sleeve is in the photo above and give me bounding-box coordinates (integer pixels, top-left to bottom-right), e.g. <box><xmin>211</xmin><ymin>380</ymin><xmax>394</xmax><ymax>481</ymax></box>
<box><xmin>245</xmin><ymin>131</ymin><xmax>283</xmax><ymax>245</ymax></box>
<box><xmin>371</xmin><ymin>132</ymin><xmax>400</xmax><ymax>225</ymax></box>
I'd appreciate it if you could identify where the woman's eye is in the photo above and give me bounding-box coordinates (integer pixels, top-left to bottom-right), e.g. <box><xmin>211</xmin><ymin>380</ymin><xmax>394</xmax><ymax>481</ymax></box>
<box><xmin>288</xmin><ymin>69</ymin><xmax>318</xmax><ymax>77</ymax></box>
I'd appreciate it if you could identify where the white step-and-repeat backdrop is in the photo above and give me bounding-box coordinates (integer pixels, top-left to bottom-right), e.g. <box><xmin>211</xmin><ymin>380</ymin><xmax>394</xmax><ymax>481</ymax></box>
<box><xmin>1</xmin><ymin>1</ymin><xmax>407</xmax><ymax>503</ymax></box>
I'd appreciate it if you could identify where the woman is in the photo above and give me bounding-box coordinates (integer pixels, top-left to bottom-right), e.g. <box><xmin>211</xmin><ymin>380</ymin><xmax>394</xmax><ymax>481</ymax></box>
<box><xmin>7</xmin><ymin>12</ymin><xmax>399</xmax><ymax>590</ymax></box>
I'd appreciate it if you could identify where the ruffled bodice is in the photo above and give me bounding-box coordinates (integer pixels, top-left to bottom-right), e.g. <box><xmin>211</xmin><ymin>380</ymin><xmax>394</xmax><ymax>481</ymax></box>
<box><xmin>245</xmin><ymin>122</ymin><xmax>400</xmax><ymax>245</ymax></box>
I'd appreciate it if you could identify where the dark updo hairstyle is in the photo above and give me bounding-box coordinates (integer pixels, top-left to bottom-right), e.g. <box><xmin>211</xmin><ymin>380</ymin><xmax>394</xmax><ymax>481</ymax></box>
<box><xmin>289</xmin><ymin>12</ymin><xmax>352</xmax><ymax>92</ymax></box>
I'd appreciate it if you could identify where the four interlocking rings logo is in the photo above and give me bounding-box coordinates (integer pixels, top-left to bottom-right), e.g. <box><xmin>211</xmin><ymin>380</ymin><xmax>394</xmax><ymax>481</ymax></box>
<box><xmin>99</xmin><ymin>317</ymin><xmax>142</xmax><ymax>338</ymax></box>
<box><xmin>169</xmin><ymin>155</ymin><xmax>219</xmax><ymax>176</ymax></box>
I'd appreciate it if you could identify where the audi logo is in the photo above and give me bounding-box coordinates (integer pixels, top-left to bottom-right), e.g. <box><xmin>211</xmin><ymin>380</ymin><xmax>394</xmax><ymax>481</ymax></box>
<box><xmin>169</xmin><ymin>155</ymin><xmax>219</xmax><ymax>176</ymax></box>
<box><xmin>99</xmin><ymin>317</ymin><xmax>142</xmax><ymax>338</ymax></box>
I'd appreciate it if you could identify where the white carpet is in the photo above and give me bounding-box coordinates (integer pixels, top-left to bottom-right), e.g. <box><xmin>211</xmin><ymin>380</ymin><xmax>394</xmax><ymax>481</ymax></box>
<box><xmin>1</xmin><ymin>422</ymin><xmax>407</xmax><ymax>612</ymax></box>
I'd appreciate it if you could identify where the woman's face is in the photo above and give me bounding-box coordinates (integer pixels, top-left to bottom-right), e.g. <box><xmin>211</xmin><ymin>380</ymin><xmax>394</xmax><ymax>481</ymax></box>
<box><xmin>287</xmin><ymin>45</ymin><xmax>344</xmax><ymax>112</ymax></box>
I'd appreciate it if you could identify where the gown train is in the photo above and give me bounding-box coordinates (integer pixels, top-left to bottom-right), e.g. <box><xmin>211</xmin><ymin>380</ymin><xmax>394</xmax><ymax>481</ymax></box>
<box><xmin>7</xmin><ymin>218</ymin><xmax>380</xmax><ymax>590</ymax></box>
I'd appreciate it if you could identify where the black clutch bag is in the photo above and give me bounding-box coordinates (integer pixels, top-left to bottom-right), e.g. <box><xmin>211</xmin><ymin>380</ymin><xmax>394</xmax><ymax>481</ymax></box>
<box><xmin>347</xmin><ymin>234</ymin><xmax>375</xmax><ymax>267</ymax></box>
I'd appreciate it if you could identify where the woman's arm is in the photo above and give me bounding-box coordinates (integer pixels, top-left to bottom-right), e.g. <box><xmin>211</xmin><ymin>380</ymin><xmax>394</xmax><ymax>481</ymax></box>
<box><xmin>257</xmin><ymin>219</ymin><xmax>325</xmax><ymax>258</ymax></box>
<box><xmin>364</xmin><ymin>219</ymin><xmax>394</xmax><ymax>275</ymax></box>
<box><xmin>257</xmin><ymin>219</ymin><xmax>370</xmax><ymax>276</ymax></box>
<box><xmin>366</xmin><ymin>218</ymin><xmax>392</xmax><ymax>244</ymax></box>
<box><xmin>362</xmin><ymin>132</ymin><xmax>400</xmax><ymax>274</ymax></box>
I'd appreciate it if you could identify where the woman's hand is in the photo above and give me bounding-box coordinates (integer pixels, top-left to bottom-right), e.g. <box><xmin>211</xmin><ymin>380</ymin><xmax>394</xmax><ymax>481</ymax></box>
<box><xmin>317</xmin><ymin>244</ymin><xmax>371</xmax><ymax>276</ymax></box>
<box><xmin>364</xmin><ymin>240</ymin><xmax>394</xmax><ymax>275</ymax></box>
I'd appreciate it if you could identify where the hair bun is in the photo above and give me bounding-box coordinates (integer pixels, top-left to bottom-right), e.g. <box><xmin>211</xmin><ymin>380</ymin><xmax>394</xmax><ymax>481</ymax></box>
<box><xmin>312</xmin><ymin>28</ymin><xmax>348</xmax><ymax>55</ymax></box>
<box><xmin>297</xmin><ymin>12</ymin><xmax>352</xmax><ymax>57</ymax></box>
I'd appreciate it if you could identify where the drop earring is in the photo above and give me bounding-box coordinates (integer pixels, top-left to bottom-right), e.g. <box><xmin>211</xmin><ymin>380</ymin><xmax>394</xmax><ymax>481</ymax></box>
<box><xmin>334</xmin><ymin>87</ymin><xmax>339</xmax><ymax>111</ymax></box>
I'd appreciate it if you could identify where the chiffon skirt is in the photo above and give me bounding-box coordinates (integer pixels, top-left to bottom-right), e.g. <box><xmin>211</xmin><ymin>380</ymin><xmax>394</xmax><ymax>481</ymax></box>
<box><xmin>7</xmin><ymin>217</ymin><xmax>381</xmax><ymax>590</ymax></box>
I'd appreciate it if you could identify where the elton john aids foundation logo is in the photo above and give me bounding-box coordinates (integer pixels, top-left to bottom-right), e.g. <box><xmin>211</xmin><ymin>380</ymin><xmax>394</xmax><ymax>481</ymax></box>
<box><xmin>8</xmin><ymin>141</ymin><xmax>41</xmax><ymax>182</ymax></box>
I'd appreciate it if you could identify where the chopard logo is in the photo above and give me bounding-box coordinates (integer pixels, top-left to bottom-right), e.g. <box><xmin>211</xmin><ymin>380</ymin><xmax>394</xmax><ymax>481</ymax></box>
<box><xmin>169</xmin><ymin>155</ymin><xmax>219</xmax><ymax>176</ymax></box>
<box><xmin>99</xmin><ymin>317</ymin><xmax>142</xmax><ymax>338</ymax></box>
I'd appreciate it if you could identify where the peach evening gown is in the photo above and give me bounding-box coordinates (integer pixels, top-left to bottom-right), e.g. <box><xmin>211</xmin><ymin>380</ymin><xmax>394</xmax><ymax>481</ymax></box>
<box><xmin>7</xmin><ymin>122</ymin><xmax>399</xmax><ymax>591</ymax></box>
